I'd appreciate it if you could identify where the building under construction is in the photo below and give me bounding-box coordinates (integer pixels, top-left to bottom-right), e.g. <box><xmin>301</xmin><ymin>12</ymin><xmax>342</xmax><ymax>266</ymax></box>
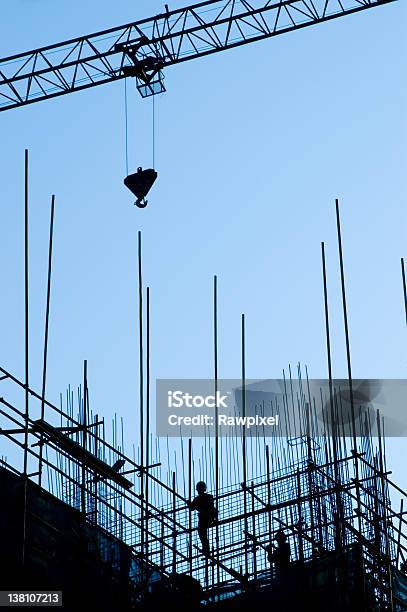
<box><xmin>0</xmin><ymin>171</ymin><xmax>407</xmax><ymax>612</ymax></box>
<box><xmin>0</xmin><ymin>0</ymin><xmax>405</xmax><ymax>610</ymax></box>
<box><xmin>2</xmin><ymin>232</ymin><xmax>407</xmax><ymax>612</ymax></box>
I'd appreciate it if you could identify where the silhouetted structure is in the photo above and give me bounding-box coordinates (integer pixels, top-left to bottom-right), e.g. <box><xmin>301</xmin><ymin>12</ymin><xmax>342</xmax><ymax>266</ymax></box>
<box><xmin>190</xmin><ymin>481</ymin><xmax>217</xmax><ymax>556</ymax></box>
<box><xmin>266</xmin><ymin>530</ymin><xmax>290</xmax><ymax>577</ymax></box>
<box><xmin>1</xmin><ymin>164</ymin><xmax>406</xmax><ymax>609</ymax></box>
<box><xmin>0</xmin><ymin>0</ymin><xmax>395</xmax><ymax>110</ymax></box>
<box><xmin>124</xmin><ymin>167</ymin><xmax>158</xmax><ymax>207</ymax></box>
<box><xmin>1</xmin><ymin>361</ymin><xmax>407</xmax><ymax>610</ymax></box>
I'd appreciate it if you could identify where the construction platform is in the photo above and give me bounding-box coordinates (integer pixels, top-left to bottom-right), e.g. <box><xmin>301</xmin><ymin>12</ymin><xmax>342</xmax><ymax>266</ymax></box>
<box><xmin>1</xmin><ymin>364</ymin><xmax>407</xmax><ymax>610</ymax></box>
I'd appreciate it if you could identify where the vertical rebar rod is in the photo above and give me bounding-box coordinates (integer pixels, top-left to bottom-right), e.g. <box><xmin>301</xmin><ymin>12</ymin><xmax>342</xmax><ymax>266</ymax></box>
<box><xmin>377</xmin><ymin>412</ymin><xmax>394</xmax><ymax>612</ymax></box>
<box><xmin>396</xmin><ymin>499</ymin><xmax>404</xmax><ymax>568</ymax></box>
<box><xmin>160</xmin><ymin>508</ymin><xmax>165</xmax><ymax>570</ymax></box>
<box><xmin>39</xmin><ymin>194</ymin><xmax>55</xmax><ymax>487</ymax></box>
<box><xmin>188</xmin><ymin>438</ymin><xmax>193</xmax><ymax>575</ymax></box>
<box><xmin>145</xmin><ymin>286</ymin><xmax>150</xmax><ymax>561</ymax></box>
<box><xmin>172</xmin><ymin>471</ymin><xmax>177</xmax><ymax>574</ymax></box>
<box><xmin>138</xmin><ymin>230</ymin><xmax>145</xmax><ymax>553</ymax></box>
<box><xmin>22</xmin><ymin>149</ymin><xmax>29</xmax><ymax>573</ymax></box>
<box><xmin>266</xmin><ymin>445</ymin><xmax>272</xmax><ymax>569</ymax></box>
<box><xmin>81</xmin><ymin>360</ymin><xmax>88</xmax><ymax>515</ymax></box>
<box><xmin>241</xmin><ymin>314</ymin><xmax>248</xmax><ymax>576</ymax></box>
<box><xmin>335</xmin><ymin>199</ymin><xmax>356</xmax><ymax>446</ymax></box>
<box><xmin>296</xmin><ymin>468</ymin><xmax>304</xmax><ymax>562</ymax></box>
<box><xmin>321</xmin><ymin>242</ymin><xmax>334</xmax><ymax>428</ymax></box>
<box><xmin>23</xmin><ymin>149</ymin><xmax>29</xmax><ymax>476</ymax></box>
<box><xmin>94</xmin><ymin>413</ymin><xmax>99</xmax><ymax>526</ymax></box>
<box><xmin>251</xmin><ymin>482</ymin><xmax>257</xmax><ymax>581</ymax></box>
<box><xmin>306</xmin><ymin>441</ymin><xmax>315</xmax><ymax>557</ymax></box>
<box><xmin>335</xmin><ymin>199</ymin><xmax>363</xmax><ymax>550</ymax></box>
<box><xmin>214</xmin><ymin>275</ymin><xmax>220</xmax><ymax>584</ymax></box>
<box><xmin>321</xmin><ymin>241</ymin><xmax>343</xmax><ymax>547</ymax></box>
<box><xmin>401</xmin><ymin>258</ymin><xmax>407</xmax><ymax>326</ymax></box>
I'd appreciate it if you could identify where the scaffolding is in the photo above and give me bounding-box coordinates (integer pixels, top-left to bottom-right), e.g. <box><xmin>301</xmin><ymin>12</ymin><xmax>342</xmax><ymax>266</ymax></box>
<box><xmin>1</xmin><ymin>155</ymin><xmax>407</xmax><ymax>609</ymax></box>
<box><xmin>1</xmin><ymin>361</ymin><xmax>407</xmax><ymax>610</ymax></box>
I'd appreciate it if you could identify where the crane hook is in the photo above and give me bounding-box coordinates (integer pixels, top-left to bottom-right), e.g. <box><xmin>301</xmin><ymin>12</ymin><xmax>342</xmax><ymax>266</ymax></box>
<box><xmin>124</xmin><ymin>167</ymin><xmax>157</xmax><ymax>209</ymax></box>
<box><xmin>135</xmin><ymin>197</ymin><xmax>148</xmax><ymax>208</ymax></box>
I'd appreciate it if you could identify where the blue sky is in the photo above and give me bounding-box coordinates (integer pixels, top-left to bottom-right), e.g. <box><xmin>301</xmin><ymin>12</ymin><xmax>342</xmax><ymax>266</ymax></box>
<box><xmin>0</xmin><ymin>1</ymin><xmax>406</xmax><ymax>490</ymax></box>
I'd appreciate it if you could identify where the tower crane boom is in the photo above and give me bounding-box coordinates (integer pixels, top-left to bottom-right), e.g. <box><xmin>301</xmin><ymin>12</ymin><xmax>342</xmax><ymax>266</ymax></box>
<box><xmin>0</xmin><ymin>0</ymin><xmax>396</xmax><ymax>112</ymax></box>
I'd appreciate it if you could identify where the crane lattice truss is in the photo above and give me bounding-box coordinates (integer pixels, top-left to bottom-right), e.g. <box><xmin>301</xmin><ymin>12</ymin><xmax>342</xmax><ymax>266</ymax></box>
<box><xmin>0</xmin><ymin>0</ymin><xmax>396</xmax><ymax>111</ymax></box>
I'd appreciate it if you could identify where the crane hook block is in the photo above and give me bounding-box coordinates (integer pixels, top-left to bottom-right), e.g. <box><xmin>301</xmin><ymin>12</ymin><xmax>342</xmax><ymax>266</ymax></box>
<box><xmin>124</xmin><ymin>167</ymin><xmax>158</xmax><ymax>208</ymax></box>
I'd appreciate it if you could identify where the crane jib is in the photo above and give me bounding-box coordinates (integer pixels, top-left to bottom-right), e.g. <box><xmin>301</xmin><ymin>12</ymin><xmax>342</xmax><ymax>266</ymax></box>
<box><xmin>0</xmin><ymin>0</ymin><xmax>397</xmax><ymax>111</ymax></box>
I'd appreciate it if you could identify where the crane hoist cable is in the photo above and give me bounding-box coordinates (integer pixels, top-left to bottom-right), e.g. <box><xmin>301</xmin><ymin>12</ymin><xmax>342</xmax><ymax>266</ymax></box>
<box><xmin>124</xmin><ymin>78</ymin><xmax>129</xmax><ymax>177</ymax></box>
<box><xmin>123</xmin><ymin>81</ymin><xmax>158</xmax><ymax>208</ymax></box>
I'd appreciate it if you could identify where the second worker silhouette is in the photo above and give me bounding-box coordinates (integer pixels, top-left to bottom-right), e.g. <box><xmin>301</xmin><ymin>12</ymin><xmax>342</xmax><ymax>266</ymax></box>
<box><xmin>190</xmin><ymin>481</ymin><xmax>217</xmax><ymax>556</ymax></box>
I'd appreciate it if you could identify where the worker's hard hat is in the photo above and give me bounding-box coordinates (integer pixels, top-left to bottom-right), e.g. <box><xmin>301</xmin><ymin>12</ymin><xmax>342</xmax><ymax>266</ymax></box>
<box><xmin>275</xmin><ymin>529</ymin><xmax>287</xmax><ymax>541</ymax></box>
<box><xmin>196</xmin><ymin>481</ymin><xmax>207</xmax><ymax>492</ymax></box>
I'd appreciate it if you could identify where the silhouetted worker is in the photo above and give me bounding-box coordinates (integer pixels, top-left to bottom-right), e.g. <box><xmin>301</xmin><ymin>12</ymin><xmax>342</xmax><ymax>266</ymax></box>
<box><xmin>371</xmin><ymin>515</ymin><xmax>382</xmax><ymax>550</ymax></box>
<box><xmin>190</xmin><ymin>481</ymin><xmax>217</xmax><ymax>556</ymax></box>
<box><xmin>266</xmin><ymin>530</ymin><xmax>291</xmax><ymax>577</ymax></box>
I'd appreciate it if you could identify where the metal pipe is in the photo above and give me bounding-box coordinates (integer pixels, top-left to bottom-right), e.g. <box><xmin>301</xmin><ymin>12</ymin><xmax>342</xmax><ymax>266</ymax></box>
<box><xmin>401</xmin><ymin>258</ymin><xmax>407</xmax><ymax>326</ymax></box>
<box><xmin>335</xmin><ymin>199</ymin><xmax>356</xmax><ymax>445</ymax></box>
<box><xmin>23</xmin><ymin>148</ymin><xmax>29</xmax><ymax>476</ymax></box>
<box><xmin>214</xmin><ymin>275</ymin><xmax>220</xmax><ymax>584</ymax></box>
<box><xmin>321</xmin><ymin>241</ymin><xmax>343</xmax><ymax>548</ymax></box>
<box><xmin>172</xmin><ymin>471</ymin><xmax>177</xmax><ymax>574</ymax></box>
<box><xmin>22</xmin><ymin>149</ymin><xmax>29</xmax><ymax>574</ymax></box>
<box><xmin>145</xmin><ymin>286</ymin><xmax>150</xmax><ymax>561</ymax></box>
<box><xmin>188</xmin><ymin>438</ymin><xmax>193</xmax><ymax>575</ymax></box>
<box><xmin>241</xmin><ymin>313</ymin><xmax>248</xmax><ymax>576</ymax></box>
<box><xmin>81</xmin><ymin>360</ymin><xmax>88</xmax><ymax>515</ymax></box>
<box><xmin>39</xmin><ymin>194</ymin><xmax>55</xmax><ymax>487</ymax></box>
<box><xmin>138</xmin><ymin>230</ymin><xmax>145</xmax><ymax>553</ymax></box>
